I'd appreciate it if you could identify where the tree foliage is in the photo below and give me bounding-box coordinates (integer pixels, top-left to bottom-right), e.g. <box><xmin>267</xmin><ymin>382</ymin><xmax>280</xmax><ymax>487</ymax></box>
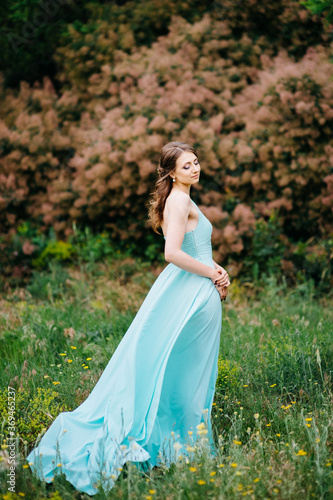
<box><xmin>0</xmin><ymin>0</ymin><xmax>332</xmax><ymax>289</ymax></box>
<box><xmin>301</xmin><ymin>0</ymin><xmax>333</xmax><ymax>25</ymax></box>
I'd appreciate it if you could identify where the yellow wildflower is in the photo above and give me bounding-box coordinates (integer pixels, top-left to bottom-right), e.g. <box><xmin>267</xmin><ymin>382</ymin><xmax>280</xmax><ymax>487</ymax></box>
<box><xmin>70</xmin><ymin>346</ymin><xmax>77</xmax><ymax>349</ymax></box>
<box><xmin>210</xmin><ymin>471</ymin><xmax>216</xmax><ymax>476</ymax></box>
<box><xmin>198</xmin><ymin>479</ymin><xmax>206</xmax><ymax>485</ymax></box>
<box><xmin>198</xmin><ymin>428</ymin><xmax>208</xmax><ymax>435</ymax></box>
<box><xmin>254</xmin><ymin>478</ymin><xmax>260</xmax><ymax>483</ymax></box>
<box><xmin>189</xmin><ymin>467</ymin><xmax>197</xmax><ymax>472</ymax></box>
<box><xmin>305</xmin><ymin>418</ymin><xmax>312</xmax><ymax>422</ymax></box>
<box><xmin>67</xmin><ymin>359</ymin><xmax>73</xmax><ymax>363</ymax></box>
<box><xmin>231</xmin><ymin>462</ymin><xmax>237</xmax><ymax>467</ymax></box>
<box><xmin>186</xmin><ymin>446</ymin><xmax>195</xmax><ymax>452</ymax></box>
<box><xmin>296</xmin><ymin>450</ymin><xmax>307</xmax><ymax>456</ymax></box>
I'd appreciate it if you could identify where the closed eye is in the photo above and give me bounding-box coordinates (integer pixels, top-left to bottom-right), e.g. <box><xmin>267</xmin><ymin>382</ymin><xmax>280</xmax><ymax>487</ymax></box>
<box><xmin>184</xmin><ymin>160</ymin><xmax>199</xmax><ymax>170</ymax></box>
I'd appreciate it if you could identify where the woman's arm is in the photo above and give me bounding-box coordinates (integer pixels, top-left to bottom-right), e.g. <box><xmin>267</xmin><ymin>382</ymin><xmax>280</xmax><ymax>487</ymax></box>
<box><xmin>166</xmin><ymin>248</ymin><xmax>219</xmax><ymax>280</ymax></box>
<box><xmin>164</xmin><ymin>192</ymin><xmax>221</xmax><ymax>281</ymax></box>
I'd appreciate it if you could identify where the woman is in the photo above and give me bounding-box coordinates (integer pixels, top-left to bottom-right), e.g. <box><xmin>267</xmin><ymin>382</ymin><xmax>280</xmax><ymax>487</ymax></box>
<box><xmin>150</xmin><ymin>141</ymin><xmax>230</xmax><ymax>300</ymax></box>
<box><xmin>26</xmin><ymin>141</ymin><xmax>230</xmax><ymax>496</ymax></box>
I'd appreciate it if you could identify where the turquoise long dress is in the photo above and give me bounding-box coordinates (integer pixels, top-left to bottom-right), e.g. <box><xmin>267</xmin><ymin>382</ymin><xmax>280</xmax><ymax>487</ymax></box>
<box><xmin>26</xmin><ymin>196</ymin><xmax>223</xmax><ymax>495</ymax></box>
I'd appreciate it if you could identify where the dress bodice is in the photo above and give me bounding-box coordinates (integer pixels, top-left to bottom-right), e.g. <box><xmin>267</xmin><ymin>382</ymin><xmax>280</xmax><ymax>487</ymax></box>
<box><xmin>164</xmin><ymin>198</ymin><xmax>214</xmax><ymax>267</ymax></box>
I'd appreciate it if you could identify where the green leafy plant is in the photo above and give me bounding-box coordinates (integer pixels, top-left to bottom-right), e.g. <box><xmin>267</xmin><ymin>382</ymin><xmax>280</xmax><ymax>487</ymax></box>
<box><xmin>68</xmin><ymin>225</ymin><xmax>115</xmax><ymax>264</ymax></box>
<box><xmin>0</xmin><ymin>387</ymin><xmax>71</xmax><ymax>450</ymax></box>
<box><xmin>243</xmin><ymin>211</ymin><xmax>286</xmax><ymax>282</ymax></box>
<box><xmin>31</xmin><ymin>240</ymin><xmax>75</xmax><ymax>269</ymax></box>
<box><xmin>301</xmin><ymin>0</ymin><xmax>333</xmax><ymax>24</ymax></box>
<box><xmin>216</xmin><ymin>357</ymin><xmax>242</xmax><ymax>393</ymax></box>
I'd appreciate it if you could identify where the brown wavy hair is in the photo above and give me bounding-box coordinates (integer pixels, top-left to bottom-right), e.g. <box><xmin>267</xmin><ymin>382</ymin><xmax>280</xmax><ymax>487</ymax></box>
<box><xmin>147</xmin><ymin>141</ymin><xmax>198</xmax><ymax>234</ymax></box>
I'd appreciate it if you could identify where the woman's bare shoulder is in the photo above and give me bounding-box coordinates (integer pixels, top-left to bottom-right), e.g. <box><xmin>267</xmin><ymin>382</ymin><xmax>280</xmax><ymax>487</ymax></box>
<box><xmin>167</xmin><ymin>190</ymin><xmax>191</xmax><ymax>210</ymax></box>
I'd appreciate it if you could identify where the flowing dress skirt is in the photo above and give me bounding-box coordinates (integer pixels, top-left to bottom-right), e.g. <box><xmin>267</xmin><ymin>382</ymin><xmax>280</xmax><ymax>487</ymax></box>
<box><xmin>27</xmin><ymin>203</ymin><xmax>222</xmax><ymax>495</ymax></box>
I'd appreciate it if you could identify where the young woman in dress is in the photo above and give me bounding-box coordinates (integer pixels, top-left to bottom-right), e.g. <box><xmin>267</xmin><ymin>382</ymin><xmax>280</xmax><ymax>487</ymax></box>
<box><xmin>26</xmin><ymin>141</ymin><xmax>230</xmax><ymax>496</ymax></box>
<box><xmin>149</xmin><ymin>141</ymin><xmax>230</xmax><ymax>299</ymax></box>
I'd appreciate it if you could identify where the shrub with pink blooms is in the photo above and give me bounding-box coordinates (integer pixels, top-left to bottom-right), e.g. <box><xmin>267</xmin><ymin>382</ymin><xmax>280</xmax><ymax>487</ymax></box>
<box><xmin>0</xmin><ymin>1</ymin><xmax>332</xmax><ymax>292</ymax></box>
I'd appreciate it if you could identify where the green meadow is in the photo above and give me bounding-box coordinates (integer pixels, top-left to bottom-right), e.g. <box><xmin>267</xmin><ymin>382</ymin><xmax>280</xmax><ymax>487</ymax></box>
<box><xmin>0</xmin><ymin>257</ymin><xmax>332</xmax><ymax>500</ymax></box>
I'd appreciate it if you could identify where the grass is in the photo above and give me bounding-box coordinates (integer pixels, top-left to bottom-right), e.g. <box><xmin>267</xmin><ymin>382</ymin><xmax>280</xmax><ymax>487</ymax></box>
<box><xmin>0</xmin><ymin>259</ymin><xmax>332</xmax><ymax>499</ymax></box>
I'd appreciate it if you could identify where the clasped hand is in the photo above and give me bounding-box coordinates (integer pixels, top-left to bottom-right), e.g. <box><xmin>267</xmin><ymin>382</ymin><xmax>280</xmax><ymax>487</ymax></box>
<box><xmin>211</xmin><ymin>264</ymin><xmax>230</xmax><ymax>302</ymax></box>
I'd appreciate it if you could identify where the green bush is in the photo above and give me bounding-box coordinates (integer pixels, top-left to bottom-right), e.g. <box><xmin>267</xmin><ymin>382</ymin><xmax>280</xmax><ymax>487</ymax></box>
<box><xmin>67</xmin><ymin>224</ymin><xmax>116</xmax><ymax>263</ymax></box>
<box><xmin>242</xmin><ymin>211</ymin><xmax>286</xmax><ymax>282</ymax></box>
<box><xmin>0</xmin><ymin>0</ymin><xmax>91</xmax><ymax>88</ymax></box>
<box><xmin>31</xmin><ymin>241</ymin><xmax>75</xmax><ymax>269</ymax></box>
<box><xmin>216</xmin><ymin>357</ymin><xmax>242</xmax><ymax>393</ymax></box>
<box><xmin>0</xmin><ymin>386</ymin><xmax>71</xmax><ymax>451</ymax></box>
<box><xmin>291</xmin><ymin>237</ymin><xmax>333</xmax><ymax>294</ymax></box>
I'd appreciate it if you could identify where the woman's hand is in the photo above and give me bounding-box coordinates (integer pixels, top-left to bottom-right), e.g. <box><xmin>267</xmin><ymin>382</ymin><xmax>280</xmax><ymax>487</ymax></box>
<box><xmin>212</xmin><ymin>264</ymin><xmax>230</xmax><ymax>288</ymax></box>
<box><xmin>211</xmin><ymin>262</ymin><xmax>230</xmax><ymax>301</ymax></box>
<box><xmin>216</xmin><ymin>284</ymin><xmax>228</xmax><ymax>301</ymax></box>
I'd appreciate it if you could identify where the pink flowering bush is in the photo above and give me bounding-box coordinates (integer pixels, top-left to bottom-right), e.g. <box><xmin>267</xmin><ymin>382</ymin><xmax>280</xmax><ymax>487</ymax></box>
<box><xmin>0</xmin><ymin>2</ymin><xmax>332</xmax><ymax>290</ymax></box>
<box><xmin>219</xmin><ymin>48</ymin><xmax>333</xmax><ymax>268</ymax></box>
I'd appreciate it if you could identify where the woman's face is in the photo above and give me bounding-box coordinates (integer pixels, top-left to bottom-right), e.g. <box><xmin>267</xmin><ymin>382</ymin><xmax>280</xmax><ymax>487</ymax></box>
<box><xmin>171</xmin><ymin>151</ymin><xmax>200</xmax><ymax>186</ymax></box>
